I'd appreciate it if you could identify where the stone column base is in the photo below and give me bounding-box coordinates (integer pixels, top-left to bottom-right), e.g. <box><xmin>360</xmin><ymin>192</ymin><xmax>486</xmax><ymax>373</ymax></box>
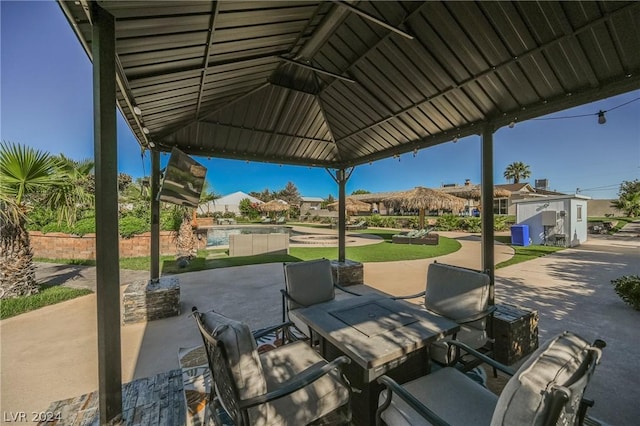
<box><xmin>123</xmin><ymin>277</ymin><xmax>180</xmax><ymax>324</ymax></box>
<box><xmin>330</xmin><ymin>259</ymin><xmax>364</xmax><ymax>287</ymax></box>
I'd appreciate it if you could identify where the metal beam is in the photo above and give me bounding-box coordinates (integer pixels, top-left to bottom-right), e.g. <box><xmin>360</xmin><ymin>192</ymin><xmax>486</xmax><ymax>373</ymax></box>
<box><xmin>338</xmin><ymin>169</ymin><xmax>347</xmax><ymax>262</ymax></box>
<box><xmin>150</xmin><ymin>149</ymin><xmax>160</xmax><ymax>280</ymax></box>
<box><xmin>195</xmin><ymin>1</ymin><xmax>220</xmax><ymax>119</ymax></box>
<box><xmin>481</xmin><ymin>126</ymin><xmax>495</xmax><ymax>306</ymax></box>
<box><xmin>198</xmin><ymin>120</ymin><xmax>336</xmax><ymax>145</ymax></box>
<box><xmin>279</xmin><ymin>57</ymin><xmax>356</xmax><ymax>83</ymax></box>
<box><xmin>331</xmin><ymin>1</ymin><xmax>413</xmax><ymax>40</ymax></box>
<box><xmin>91</xmin><ymin>4</ymin><xmax>122</xmax><ymax>423</ymax></box>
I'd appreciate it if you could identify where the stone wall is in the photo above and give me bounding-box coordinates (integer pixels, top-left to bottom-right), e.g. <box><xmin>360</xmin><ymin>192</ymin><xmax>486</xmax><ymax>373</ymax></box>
<box><xmin>29</xmin><ymin>231</ymin><xmax>208</xmax><ymax>260</ymax></box>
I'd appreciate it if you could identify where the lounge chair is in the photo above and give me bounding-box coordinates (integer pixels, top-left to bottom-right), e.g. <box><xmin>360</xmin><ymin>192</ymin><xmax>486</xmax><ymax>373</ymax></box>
<box><xmin>392</xmin><ymin>228</ymin><xmax>439</xmax><ymax>245</ymax></box>
<box><xmin>275</xmin><ymin>216</ymin><xmax>286</xmax><ymax>224</ymax></box>
<box><xmin>346</xmin><ymin>220</ymin><xmax>367</xmax><ymax>230</ymax></box>
<box><xmin>377</xmin><ymin>331</ymin><xmax>605</xmax><ymax>426</ymax></box>
<box><xmin>261</xmin><ymin>217</ymin><xmax>272</xmax><ymax>224</ymax></box>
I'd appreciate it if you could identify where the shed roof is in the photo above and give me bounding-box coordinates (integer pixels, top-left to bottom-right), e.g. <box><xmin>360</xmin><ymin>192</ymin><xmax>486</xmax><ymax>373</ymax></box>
<box><xmin>60</xmin><ymin>1</ymin><xmax>640</xmax><ymax>168</ymax></box>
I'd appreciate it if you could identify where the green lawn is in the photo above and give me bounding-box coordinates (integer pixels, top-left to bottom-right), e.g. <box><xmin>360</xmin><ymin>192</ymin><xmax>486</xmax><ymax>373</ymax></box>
<box><xmin>145</xmin><ymin>230</ymin><xmax>461</xmax><ymax>274</ymax></box>
<box><xmin>0</xmin><ymin>285</ymin><xmax>93</xmax><ymax>319</ymax></box>
<box><xmin>588</xmin><ymin>216</ymin><xmax>638</xmax><ymax>234</ymax></box>
<box><xmin>494</xmin><ymin>235</ymin><xmax>565</xmax><ymax>269</ymax></box>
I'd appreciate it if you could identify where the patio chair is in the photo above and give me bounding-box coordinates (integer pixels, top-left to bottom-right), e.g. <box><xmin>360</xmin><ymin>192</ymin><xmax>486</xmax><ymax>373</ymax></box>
<box><xmin>276</xmin><ymin>216</ymin><xmax>286</xmax><ymax>224</ymax></box>
<box><xmin>192</xmin><ymin>307</ymin><xmax>352</xmax><ymax>425</ymax></box>
<box><xmin>346</xmin><ymin>220</ymin><xmax>367</xmax><ymax>230</ymax></box>
<box><xmin>281</xmin><ymin>258</ymin><xmax>361</xmax><ymax>338</ymax></box>
<box><xmin>393</xmin><ymin>261</ymin><xmax>494</xmax><ymax>366</ymax></box>
<box><xmin>376</xmin><ymin>331</ymin><xmax>605</xmax><ymax>426</ymax></box>
<box><xmin>261</xmin><ymin>217</ymin><xmax>272</xmax><ymax>224</ymax></box>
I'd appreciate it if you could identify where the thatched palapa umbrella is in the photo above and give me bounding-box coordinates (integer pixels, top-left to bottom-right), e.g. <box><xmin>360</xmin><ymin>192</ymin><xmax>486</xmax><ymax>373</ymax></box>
<box><xmin>257</xmin><ymin>199</ymin><xmax>289</xmax><ymax>217</ymax></box>
<box><xmin>447</xmin><ymin>185</ymin><xmax>511</xmax><ymax>200</ymax></box>
<box><xmin>384</xmin><ymin>187</ymin><xmax>465</xmax><ymax>228</ymax></box>
<box><xmin>326</xmin><ymin>197</ymin><xmax>371</xmax><ymax>214</ymax></box>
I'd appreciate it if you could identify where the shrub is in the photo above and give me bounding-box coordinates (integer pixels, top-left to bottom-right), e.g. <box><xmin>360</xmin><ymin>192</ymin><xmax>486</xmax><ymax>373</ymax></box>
<box><xmin>611</xmin><ymin>275</ymin><xmax>640</xmax><ymax>310</ymax></box>
<box><xmin>70</xmin><ymin>217</ymin><xmax>96</xmax><ymax>236</ymax></box>
<box><xmin>460</xmin><ymin>217</ymin><xmax>482</xmax><ymax>233</ymax></box>
<box><xmin>435</xmin><ymin>214</ymin><xmax>461</xmax><ymax>231</ymax></box>
<box><xmin>494</xmin><ymin>215</ymin><xmax>510</xmax><ymax>231</ymax></box>
<box><xmin>119</xmin><ymin>216</ymin><xmax>150</xmax><ymax>238</ymax></box>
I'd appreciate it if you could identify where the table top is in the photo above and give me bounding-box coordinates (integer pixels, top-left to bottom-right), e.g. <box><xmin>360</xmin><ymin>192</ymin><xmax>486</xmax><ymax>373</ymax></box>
<box><xmin>295</xmin><ymin>293</ymin><xmax>459</xmax><ymax>370</ymax></box>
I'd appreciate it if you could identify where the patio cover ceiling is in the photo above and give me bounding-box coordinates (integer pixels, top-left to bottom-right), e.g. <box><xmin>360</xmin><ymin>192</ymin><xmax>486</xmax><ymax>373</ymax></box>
<box><xmin>60</xmin><ymin>1</ymin><xmax>640</xmax><ymax>168</ymax></box>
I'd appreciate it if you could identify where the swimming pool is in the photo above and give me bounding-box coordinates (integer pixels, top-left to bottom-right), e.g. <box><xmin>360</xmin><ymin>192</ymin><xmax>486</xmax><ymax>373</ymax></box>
<box><xmin>205</xmin><ymin>226</ymin><xmax>291</xmax><ymax>246</ymax></box>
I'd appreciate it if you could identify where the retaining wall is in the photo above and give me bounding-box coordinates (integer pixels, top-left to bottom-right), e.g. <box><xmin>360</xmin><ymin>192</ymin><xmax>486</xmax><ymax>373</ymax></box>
<box><xmin>29</xmin><ymin>231</ymin><xmax>207</xmax><ymax>260</ymax></box>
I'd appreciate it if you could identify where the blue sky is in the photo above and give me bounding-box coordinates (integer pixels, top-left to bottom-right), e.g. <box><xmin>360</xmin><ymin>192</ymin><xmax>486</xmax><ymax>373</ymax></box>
<box><xmin>2</xmin><ymin>1</ymin><xmax>639</xmax><ymax>200</ymax></box>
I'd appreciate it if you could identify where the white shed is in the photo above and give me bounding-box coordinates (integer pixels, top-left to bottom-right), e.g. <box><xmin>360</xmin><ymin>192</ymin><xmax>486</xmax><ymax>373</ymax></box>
<box><xmin>513</xmin><ymin>195</ymin><xmax>590</xmax><ymax>247</ymax></box>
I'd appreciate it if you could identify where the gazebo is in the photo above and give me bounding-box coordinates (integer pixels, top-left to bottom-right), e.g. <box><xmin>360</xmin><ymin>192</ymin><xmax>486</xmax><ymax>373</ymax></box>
<box><xmin>326</xmin><ymin>197</ymin><xmax>371</xmax><ymax>214</ymax></box>
<box><xmin>58</xmin><ymin>1</ymin><xmax>640</xmax><ymax>421</ymax></box>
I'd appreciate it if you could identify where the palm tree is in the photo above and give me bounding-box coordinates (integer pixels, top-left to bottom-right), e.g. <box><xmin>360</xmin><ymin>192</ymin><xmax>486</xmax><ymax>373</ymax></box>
<box><xmin>46</xmin><ymin>154</ymin><xmax>95</xmax><ymax>226</ymax></box>
<box><xmin>0</xmin><ymin>142</ymin><xmax>61</xmax><ymax>298</ymax></box>
<box><xmin>503</xmin><ymin>161</ymin><xmax>532</xmax><ymax>184</ymax></box>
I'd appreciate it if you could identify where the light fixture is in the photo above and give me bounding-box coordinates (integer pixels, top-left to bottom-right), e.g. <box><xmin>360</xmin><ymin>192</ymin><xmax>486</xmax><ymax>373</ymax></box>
<box><xmin>133</xmin><ymin>106</ymin><xmax>142</xmax><ymax>115</ymax></box>
<box><xmin>148</xmin><ymin>141</ymin><xmax>155</xmax><ymax>148</ymax></box>
<box><xmin>142</xmin><ymin>127</ymin><xmax>150</xmax><ymax>134</ymax></box>
<box><xmin>413</xmin><ymin>148</ymin><xmax>418</xmax><ymax>157</ymax></box>
<box><xmin>597</xmin><ymin>110</ymin><xmax>606</xmax><ymax>125</ymax></box>
<box><xmin>452</xmin><ymin>136</ymin><xmax>458</xmax><ymax>143</ymax></box>
<box><xmin>508</xmin><ymin>121</ymin><xmax>515</xmax><ymax>128</ymax></box>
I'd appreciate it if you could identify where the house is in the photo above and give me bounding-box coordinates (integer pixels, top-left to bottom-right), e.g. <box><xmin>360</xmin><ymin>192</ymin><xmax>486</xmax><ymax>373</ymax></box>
<box><xmin>198</xmin><ymin>191</ymin><xmax>262</xmax><ymax>215</ymax></box>
<box><xmin>299</xmin><ymin>196</ymin><xmax>325</xmax><ymax>215</ymax></box>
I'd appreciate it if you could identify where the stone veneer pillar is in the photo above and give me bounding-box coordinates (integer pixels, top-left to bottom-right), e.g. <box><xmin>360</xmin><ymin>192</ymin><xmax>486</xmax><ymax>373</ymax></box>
<box><xmin>330</xmin><ymin>259</ymin><xmax>364</xmax><ymax>286</ymax></box>
<box><xmin>123</xmin><ymin>277</ymin><xmax>180</xmax><ymax>324</ymax></box>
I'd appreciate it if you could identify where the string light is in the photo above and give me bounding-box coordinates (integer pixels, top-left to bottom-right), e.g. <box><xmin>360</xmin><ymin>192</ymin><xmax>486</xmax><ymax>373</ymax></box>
<box><xmin>531</xmin><ymin>96</ymin><xmax>639</xmax><ymax>124</ymax></box>
<box><xmin>413</xmin><ymin>148</ymin><xmax>418</xmax><ymax>157</ymax></box>
<box><xmin>597</xmin><ymin>110</ymin><xmax>606</xmax><ymax>125</ymax></box>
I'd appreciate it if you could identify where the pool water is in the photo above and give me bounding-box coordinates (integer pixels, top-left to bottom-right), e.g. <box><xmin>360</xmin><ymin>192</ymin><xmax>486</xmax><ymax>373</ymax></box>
<box><xmin>206</xmin><ymin>226</ymin><xmax>291</xmax><ymax>246</ymax></box>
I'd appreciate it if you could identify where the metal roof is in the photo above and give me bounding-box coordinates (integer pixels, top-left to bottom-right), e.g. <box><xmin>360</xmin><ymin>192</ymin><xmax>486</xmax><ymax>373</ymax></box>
<box><xmin>60</xmin><ymin>1</ymin><xmax>640</xmax><ymax>168</ymax></box>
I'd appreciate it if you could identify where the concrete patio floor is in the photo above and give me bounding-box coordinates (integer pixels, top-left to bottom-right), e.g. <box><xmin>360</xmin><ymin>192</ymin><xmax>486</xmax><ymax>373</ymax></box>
<box><xmin>1</xmin><ymin>225</ymin><xmax>638</xmax><ymax>424</ymax></box>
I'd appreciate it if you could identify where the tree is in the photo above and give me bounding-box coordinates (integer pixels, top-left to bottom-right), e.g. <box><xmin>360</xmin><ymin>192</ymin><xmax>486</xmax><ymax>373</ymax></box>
<box><xmin>611</xmin><ymin>180</ymin><xmax>640</xmax><ymax>217</ymax></box>
<box><xmin>277</xmin><ymin>181</ymin><xmax>301</xmax><ymax>205</ymax></box>
<box><xmin>46</xmin><ymin>154</ymin><xmax>95</xmax><ymax>226</ymax></box>
<box><xmin>249</xmin><ymin>188</ymin><xmax>275</xmax><ymax>202</ymax></box>
<box><xmin>503</xmin><ymin>161</ymin><xmax>531</xmax><ymax>184</ymax></box>
<box><xmin>351</xmin><ymin>189</ymin><xmax>371</xmax><ymax>195</ymax></box>
<box><xmin>198</xmin><ymin>180</ymin><xmax>219</xmax><ymax>215</ymax></box>
<box><xmin>0</xmin><ymin>141</ymin><xmax>61</xmax><ymax>298</ymax></box>
<box><xmin>239</xmin><ymin>198</ymin><xmax>260</xmax><ymax>219</ymax></box>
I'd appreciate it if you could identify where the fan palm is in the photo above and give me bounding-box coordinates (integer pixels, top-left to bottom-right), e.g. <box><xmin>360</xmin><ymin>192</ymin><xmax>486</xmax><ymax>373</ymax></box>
<box><xmin>46</xmin><ymin>154</ymin><xmax>95</xmax><ymax>226</ymax></box>
<box><xmin>0</xmin><ymin>141</ymin><xmax>61</xmax><ymax>298</ymax></box>
<box><xmin>503</xmin><ymin>161</ymin><xmax>531</xmax><ymax>184</ymax></box>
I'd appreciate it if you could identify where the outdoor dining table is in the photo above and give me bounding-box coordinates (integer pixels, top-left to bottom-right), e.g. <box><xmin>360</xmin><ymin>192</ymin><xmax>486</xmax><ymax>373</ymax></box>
<box><xmin>294</xmin><ymin>292</ymin><xmax>460</xmax><ymax>425</ymax></box>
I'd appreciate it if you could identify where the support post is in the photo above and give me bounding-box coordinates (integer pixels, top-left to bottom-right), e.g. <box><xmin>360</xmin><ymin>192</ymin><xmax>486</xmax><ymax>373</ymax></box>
<box><xmin>337</xmin><ymin>169</ymin><xmax>346</xmax><ymax>262</ymax></box>
<box><xmin>150</xmin><ymin>149</ymin><xmax>160</xmax><ymax>280</ymax></box>
<box><xmin>92</xmin><ymin>4</ymin><xmax>122</xmax><ymax>423</ymax></box>
<box><xmin>481</xmin><ymin>125</ymin><xmax>495</xmax><ymax>306</ymax></box>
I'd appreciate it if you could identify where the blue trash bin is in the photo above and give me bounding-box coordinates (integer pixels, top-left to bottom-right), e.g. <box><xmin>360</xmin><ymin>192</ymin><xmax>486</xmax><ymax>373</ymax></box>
<box><xmin>510</xmin><ymin>225</ymin><xmax>530</xmax><ymax>246</ymax></box>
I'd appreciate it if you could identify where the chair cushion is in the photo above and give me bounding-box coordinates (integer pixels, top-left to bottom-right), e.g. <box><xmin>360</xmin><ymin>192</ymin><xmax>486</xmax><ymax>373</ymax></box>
<box><xmin>379</xmin><ymin>367</ymin><xmax>498</xmax><ymax>426</ymax></box>
<box><xmin>491</xmin><ymin>331</ymin><xmax>592</xmax><ymax>426</ymax></box>
<box><xmin>425</xmin><ymin>263</ymin><xmax>490</xmax><ymax>320</ymax></box>
<box><xmin>255</xmin><ymin>341</ymin><xmax>350</xmax><ymax>426</ymax></box>
<box><xmin>284</xmin><ymin>259</ymin><xmax>335</xmax><ymax>310</ymax></box>
<box><xmin>199</xmin><ymin>311</ymin><xmax>267</xmax><ymax>401</ymax></box>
